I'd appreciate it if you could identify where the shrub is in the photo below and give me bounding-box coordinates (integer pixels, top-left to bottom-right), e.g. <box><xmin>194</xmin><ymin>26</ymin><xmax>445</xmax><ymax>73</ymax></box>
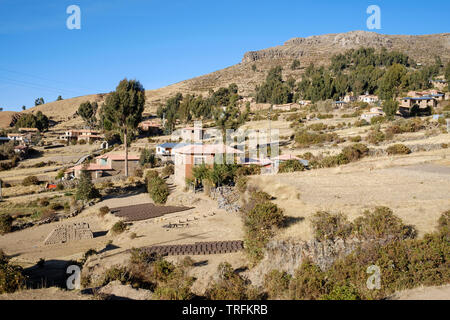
<box><xmin>289</xmin><ymin>260</ymin><xmax>328</xmax><ymax>300</ymax></box>
<box><xmin>134</xmin><ymin>168</ymin><xmax>143</xmax><ymax>178</ymax></box>
<box><xmin>354</xmin><ymin>119</ymin><xmax>369</xmax><ymax>127</ymax></box>
<box><xmin>264</xmin><ymin>269</ymin><xmax>292</xmax><ymax>299</ymax></box>
<box><xmin>235</xmin><ymin>165</ymin><xmax>261</xmax><ymax>176</ymax></box>
<box><xmin>311</xmin><ymin>211</ymin><xmax>353</xmax><ymax>241</ymax></box>
<box><xmin>386</xmin><ymin>144</ymin><xmax>411</xmax><ymax>155</ymax></box>
<box><xmin>437</xmin><ymin>210</ymin><xmax>450</xmax><ymax>236</ymax></box>
<box><xmin>162</xmin><ymin>164</ymin><xmax>174</xmax><ymax>177</ymax></box>
<box><xmin>341</xmin><ymin>143</ymin><xmax>369</xmax><ymax>162</ymax></box>
<box><xmin>140</xmin><ymin>149</ymin><xmax>156</xmax><ymax>167</ymax></box>
<box><xmin>352</xmin><ymin>206</ymin><xmax>416</xmax><ymax>241</ymax></box>
<box><xmin>111</xmin><ymin>221</ymin><xmax>127</xmax><ymax>235</ymax></box>
<box><xmin>144</xmin><ymin>170</ymin><xmax>159</xmax><ymax>183</ymax></box>
<box><xmin>278</xmin><ymin>160</ymin><xmax>305</xmax><ymax>173</ymax></box>
<box><xmin>205</xmin><ymin>262</ymin><xmax>262</xmax><ymax>300</ymax></box>
<box><xmin>295</xmin><ymin>130</ymin><xmax>338</xmax><ymax>147</ymax></box>
<box><xmin>370</xmin><ymin>116</ymin><xmax>385</xmax><ymax>125</ymax></box>
<box><xmin>75</xmin><ymin>170</ymin><xmax>100</xmax><ymax>201</ymax></box>
<box><xmin>308</xmin><ymin>123</ymin><xmax>328</xmax><ymax>132</ymax></box>
<box><xmin>243</xmin><ymin>198</ymin><xmax>284</xmax><ymax>264</ymax></box>
<box><xmin>366</xmin><ymin>127</ymin><xmax>385</xmax><ymax>145</ymax></box>
<box><xmin>0</xmin><ymin>215</ymin><xmax>13</xmax><ymax>235</ymax></box>
<box><xmin>38</xmin><ymin>198</ymin><xmax>50</xmax><ymax>207</ymax></box>
<box><xmin>235</xmin><ymin>176</ymin><xmax>248</xmax><ymax>193</ymax></box>
<box><xmin>0</xmin><ymin>251</ymin><xmax>25</xmax><ymax>294</ymax></box>
<box><xmin>48</xmin><ymin>202</ymin><xmax>63</xmax><ymax>211</ymax></box>
<box><xmin>147</xmin><ymin>176</ymin><xmax>169</xmax><ymax>204</ymax></box>
<box><xmin>22</xmin><ymin>176</ymin><xmax>39</xmax><ymax>186</ymax></box>
<box><xmin>98</xmin><ymin>206</ymin><xmax>110</xmax><ymax>217</ymax></box>
<box><xmin>321</xmin><ymin>285</ymin><xmax>360</xmax><ymax>300</ymax></box>
<box><xmin>350</xmin><ymin>136</ymin><xmax>362</xmax><ymax>142</ymax></box>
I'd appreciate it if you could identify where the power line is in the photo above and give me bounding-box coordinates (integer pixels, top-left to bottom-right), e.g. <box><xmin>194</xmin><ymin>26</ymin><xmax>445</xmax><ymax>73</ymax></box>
<box><xmin>0</xmin><ymin>76</ymin><xmax>84</xmax><ymax>95</ymax></box>
<box><xmin>0</xmin><ymin>66</ymin><xmax>107</xmax><ymax>93</ymax></box>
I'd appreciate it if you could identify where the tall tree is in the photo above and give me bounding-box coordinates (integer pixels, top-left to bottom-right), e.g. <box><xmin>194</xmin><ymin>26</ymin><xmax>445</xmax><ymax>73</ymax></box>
<box><xmin>34</xmin><ymin>97</ymin><xmax>44</xmax><ymax>106</ymax></box>
<box><xmin>102</xmin><ymin>79</ymin><xmax>145</xmax><ymax>176</ymax></box>
<box><xmin>78</xmin><ymin>101</ymin><xmax>98</xmax><ymax>128</ymax></box>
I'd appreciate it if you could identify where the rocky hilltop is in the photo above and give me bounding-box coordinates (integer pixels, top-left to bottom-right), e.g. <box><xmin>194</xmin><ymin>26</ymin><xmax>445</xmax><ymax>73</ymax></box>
<box><xmin>243</xmin><ymin>30</ymin><xmax>450</xmax><ymax>63</ymax></box>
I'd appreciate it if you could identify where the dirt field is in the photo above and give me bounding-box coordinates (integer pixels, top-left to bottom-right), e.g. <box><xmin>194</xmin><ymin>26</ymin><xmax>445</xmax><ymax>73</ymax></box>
<box><xmin>249</xmin><ymin>148</ymin><xmax>450</xmax><ymax>241</ymax></box>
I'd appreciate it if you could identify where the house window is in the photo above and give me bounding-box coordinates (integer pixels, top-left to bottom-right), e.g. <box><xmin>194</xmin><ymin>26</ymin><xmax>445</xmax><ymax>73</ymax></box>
<box><xmin>194</xmin><ymin>156</ymin><xmax>206</xmax><ymax>165</ymax></box>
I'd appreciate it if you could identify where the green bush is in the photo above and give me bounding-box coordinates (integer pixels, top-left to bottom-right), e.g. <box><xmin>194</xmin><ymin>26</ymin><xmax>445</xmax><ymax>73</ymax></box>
<box><xmin>98</xmin><ymin>206</ymin><xmax>110</xmax><ymax>217</ymax></box>
<box><xmin>75</xmin><ymin>170</ymin><xmax>100</xmax><ymax>201</ymax></box>
<box><xmin>311</xmin><ymin>211</ymin><xmax>353</xmax><ymax>241</ymax></box>
<box><xmin>162</xmin><ymin>164</ymin><xmax>174</xmax><ymax>177</ymax></box>
<box><xmin>289</xmin><ymin>260</ymin><xmax>328</xmax><ymax>300</ymax></box>
<box><xmin>111</xmin><ymin>221</ymin><xmax>127</xmax><ymax>235</ymax></box>
<box><xmin>307</xmin><ymin>123</ymin><xmax>328</xmax><ymax>132</ymax></box>
<box><xmin>235</xmin><ymin>165</ymin><xmax>261</xmax><ymax>176</ymax></box>
<box><xmin>321</xmin><ymin>285</ymin><xmax>360</xmax><ymax>300</ymax></box>
<box><xmin>386</xmin><ymin>144</ymin><xmax>411</xmax><ymax>155</ymax></box>
<box><xmin>350</xmin><ymin>135</ymin><xmax>362</xmax><ymax>142</ymax></box>
<box><xmin>22</xmin><ymin>176</ymin><xmax>39</xmax><ymax>186</ymax></box>
<box><xmin>235</xmin><ymin>175</ymin><xmax>248</xmax><ymax>193</ymax></box>
<box><xmin>0</xmin><ymin>215</ymin><xmax>13</xmax><ymax>235</ymax></box>
<box><xmin>352</xmin><ymin>206</ymin><xmax>416</xmax><ymax>241</ymax></box>
<box><xmin>243</xmin><ymin>196</ymin><xmax>284</xmax><ymax>264</ymax></box>
<box><xmin>0</xmin><ymin>250</ymin><xmax>25</xmax><ymax>294</ymax></box>
<box><xmin>147</xmin><ymin>176</ymin><xmax>169</xmax><ymax>204</ymax></box>
<box><xmin>278</xmin><ymin>160</ymin><xmax>305</xmax><ymax>173</ymax></box>
<box><xmin>341</xmin><ymin>143</ymin><xmax>369</xmax><ymax>162</ymax></box>
<box><xmin>437</xmin><ymin>210</ymin><xmax>450</xmax><ymax>235</ymax></box>
<box><xmin>205</xmin><ymin>262</ymin><xmax>262</xmax><ymax>300</ymax></box>
<box><xmin>264</xmin><ymin>269</ymin><xmax>292</xmax><ymax>299</ymax></box>
<box><xmin>365</xmin><ymin>127</ymin><xmax>385</xmax><ymax>145</ymax></box>
<box><xmin>295</xmin><ymin>130</ymin><xmax>338</xmax><ymax>147</ymax></box>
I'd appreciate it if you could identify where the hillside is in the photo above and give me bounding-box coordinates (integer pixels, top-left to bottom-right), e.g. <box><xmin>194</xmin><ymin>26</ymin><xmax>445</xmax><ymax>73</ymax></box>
<box><xmin>2</xmin><ymin>30</ymin><xmax>449</xmax><ymax>126</ymax></box>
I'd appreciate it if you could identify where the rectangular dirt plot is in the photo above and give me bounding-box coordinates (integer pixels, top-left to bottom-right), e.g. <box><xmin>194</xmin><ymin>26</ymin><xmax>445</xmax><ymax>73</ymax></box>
<box><xmin>110</xmin><ymin>203</ymin><xmax>194</xmax><ymax>222</ymax></box>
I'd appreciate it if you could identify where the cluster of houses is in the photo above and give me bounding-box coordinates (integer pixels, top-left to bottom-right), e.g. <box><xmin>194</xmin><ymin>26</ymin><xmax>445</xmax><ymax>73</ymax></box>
<box><xmin>0</xmin><ymin>127</ymin><xmax>40</xmax><ymax>157</ymax></box>
<box><xmin>357</xmin><ymin>89</ymin><xmax>447</xmax><ymax>120</ymax></box>
<box><xmin>397</xmin><ymin>90</ymin><xmax>445</xmax><ymax>117</ymax></box>
<box><xmin>65</xmin><ymin>152</ymin><xmax>140</xmax><ymax>179</ymax></box>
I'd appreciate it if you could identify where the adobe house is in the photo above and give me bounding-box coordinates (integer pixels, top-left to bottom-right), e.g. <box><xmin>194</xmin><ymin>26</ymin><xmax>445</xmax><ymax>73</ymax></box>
<box><xmin>65</xmin><ymin>163</ymin><xmax>113</xmax><ymax>179</ymax></box>
<box><xmin>138</xmin><ymin>119</ymin><xmax>162</xmax><ymax>135</ymax></box>
<box><xmin>95</xmin><ymin>153</ymin><xmax>140</xmax><ymax>176</ymax></box>
<box><xmin>179</xmin><ymin>127</ymin><xmax>206</xmax><ymax>142</ymax></box>
<box><xmin>398</xmin><ymin>97</ymin><xmax>436</xmax><ymax>117</ymax></box>
<box><xmin>60</xmin><ymin>129</ymin><xmax>103</xmax><ymax>142</ymax></box>
<box><xmin>173</xmin><ymin>144</ymin><xmax>243</xmax><ymax>186</ymax></box>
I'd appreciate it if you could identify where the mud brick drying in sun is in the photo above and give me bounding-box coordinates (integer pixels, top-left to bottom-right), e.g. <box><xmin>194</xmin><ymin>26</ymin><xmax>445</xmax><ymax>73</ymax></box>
<box><xmin>110</xmin><ymin>203</ymin><xmax>194</xmax><ymax>222</ymax></box>
<box><xmin>44</xmin><ymin>222</ymin><xmax>93</xmax><ymax>245</ymax></box>
<box><xmin>141</xmin><ymin>240</ymin><xmax>244</xmax><ymax>256</ymax></box>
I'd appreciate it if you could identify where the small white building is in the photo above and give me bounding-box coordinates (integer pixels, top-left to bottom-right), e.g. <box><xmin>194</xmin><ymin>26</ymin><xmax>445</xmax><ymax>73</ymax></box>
<box><xmin>358</xmin><ymin>95</ymin><xmax>379</xmax><ymax>104</ymax></box>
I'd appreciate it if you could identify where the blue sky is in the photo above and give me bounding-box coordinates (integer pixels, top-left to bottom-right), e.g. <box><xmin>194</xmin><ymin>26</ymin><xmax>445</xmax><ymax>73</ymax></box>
<box><xmin>0</xmin><ymin>0</ymin><xmax>449</xmax><ymax>111</ymax></box>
